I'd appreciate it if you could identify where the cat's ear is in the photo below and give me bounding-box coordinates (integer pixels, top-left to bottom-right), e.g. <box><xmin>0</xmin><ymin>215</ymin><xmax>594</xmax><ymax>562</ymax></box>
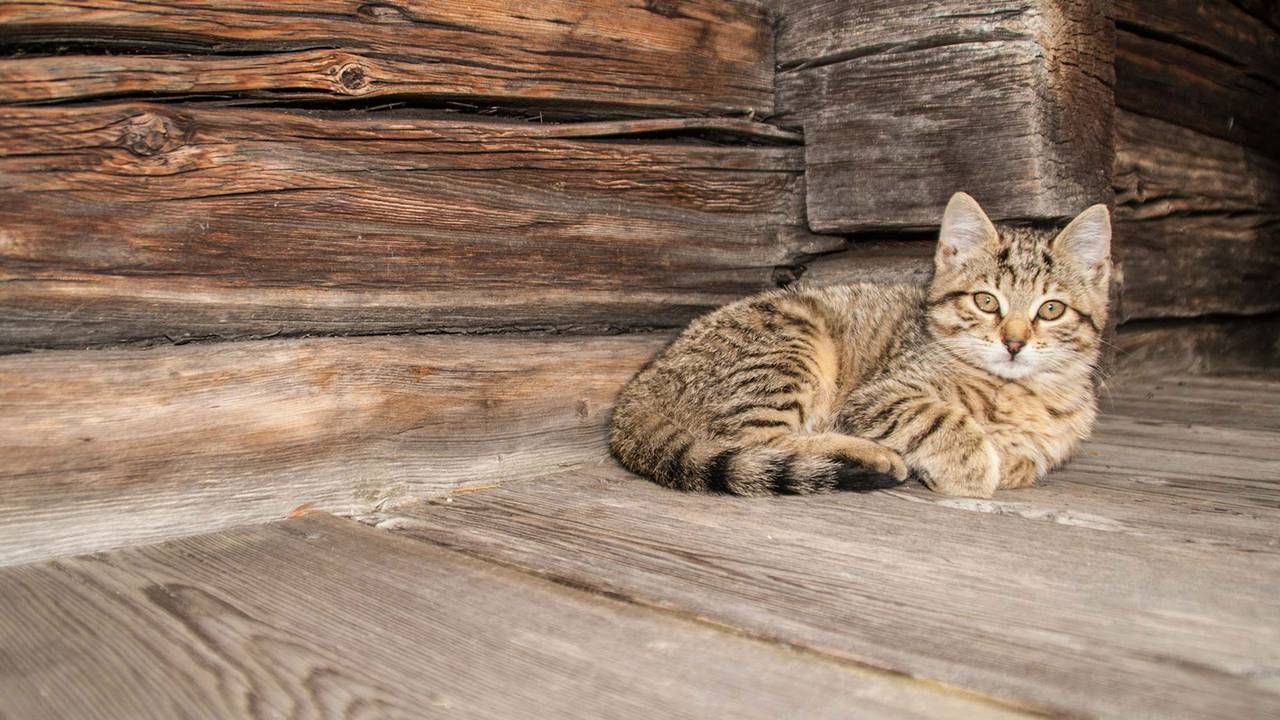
<box><xmin>936</xmin><ymin>192</ymin><xmax>998</xmax><ymax>272</ymax></box>
<box><xmin>1052</xmin><ymin>204</ymin><xmax>1111</xmax><ymax>284</ymax></box>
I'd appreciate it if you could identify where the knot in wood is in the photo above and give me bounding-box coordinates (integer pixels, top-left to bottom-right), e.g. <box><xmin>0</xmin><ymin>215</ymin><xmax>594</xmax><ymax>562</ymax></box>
<box><xmin>118</xmin><ymin>112</ymin><xmax>186</xmax><ymax>157</ymax></box>
<box><xmin>337</xmin><ymin>64</ymin><xmax>369</xmax><ymax>92</ymax></box>
<box><xmin>355</xmin><ymin>2</ymin><xmax>410</xmax><ymax>22</ymax></box>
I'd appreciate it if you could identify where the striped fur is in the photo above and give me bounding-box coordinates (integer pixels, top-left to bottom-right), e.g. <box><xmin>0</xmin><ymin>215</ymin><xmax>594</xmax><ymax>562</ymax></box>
<box><xmin>610</xmin><ymin>194</ymin><xmax>1112</xmax><ymax>498</ymax></box>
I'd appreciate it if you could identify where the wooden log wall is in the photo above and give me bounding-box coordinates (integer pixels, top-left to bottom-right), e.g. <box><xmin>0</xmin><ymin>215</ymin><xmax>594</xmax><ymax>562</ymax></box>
<box><xmin>1</xmin><ymin>0</ymin><xmax>1275</xmax><ymax>564</ymax></box>
<box><xmin>0</xmin><ymin>106</ymin><xmax>822</xmax><ymax>348</ymax></box>
<box><xmin>0</xmin><ymin>0</ymin><xmax>798</xmax><ymax>563</ymax></box>
<box><xmin>1110</xmin><ymin>0</ymin><xmax>1280</xmax><ymax>371</ymax></box>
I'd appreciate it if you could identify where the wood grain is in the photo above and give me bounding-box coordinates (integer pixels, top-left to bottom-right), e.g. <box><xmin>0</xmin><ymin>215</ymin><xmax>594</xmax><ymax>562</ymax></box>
<box><xmin>0</xmin><ymin>333</ymin><xmax>670</xmax><ymax>566</ymax></box>
<box><xmin>386</xmin><ymin>386</ymin><xmax>1280</xmax><ymax>720</ymax></box>
<box><xmin>775</xmin><ymin>0</ymin><xmax>1113</xmax><ymax>231</ymax></box>
<box><xmin>1113</xmin><ymin>316</ymin><xmax>1280</xmax><ymax>380</ymax></box>
<box><xmin>0</xmin><ymin>0</ymin><xmax>773</xmax><ymax>115</ymax></box>
<box><xmin>0</xmin><ymin>104</ymin><xmax>831</xmax><ymax>349</ymax></box>
<box><xmin>1115</xmin><ymin>0</ymin><xmax>1280</xmax><ymax>155</ymax></box>
<box><xmin>1112</xmin><ymin>111</ymin><xmax>1280</xmax><ymax>320</ymax></box>
<box><xmin>0</xmin><ymin>513</ymin><xmax>1024</xmax><ymax>720</ymax></box>
<box><xmin>793</xmin><ymin>239</ymin><xmax>933</xmax><ymax>288</ymax></box>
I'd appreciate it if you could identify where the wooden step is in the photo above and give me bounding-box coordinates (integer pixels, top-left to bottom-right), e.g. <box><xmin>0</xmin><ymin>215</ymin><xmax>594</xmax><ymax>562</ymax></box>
<box><xmin>0</xmin><ymin>512</ymin><xmax>1022</xmax><ymax>720</ymax></box>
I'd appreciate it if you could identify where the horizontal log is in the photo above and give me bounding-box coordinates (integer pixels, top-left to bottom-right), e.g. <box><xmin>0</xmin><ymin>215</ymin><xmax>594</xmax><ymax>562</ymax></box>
<box><xmin>0</xmin><ymin>105</ymin><xmax>832</xmax><ymax>349</ymax></box>
<box><xmin>1113</xmin><ymin>111</ymin><xmax>1280</xmax><ymax>320</ymax></box>
<box><xmin>1113</xmin><ymin>316</ymin><xmax>1280</xmax><ymax>379</ymax></box>
<box><xmin>1115</xmin><ymin>0</ymin><xmax>1280</xmax><ymax>155</ymax></box>
<box><xmin>0</xmin><ymin>333</ymin><xmax>670</xmax><ymax>566</ymax></box>
<box><xmin>1228</xmin><ymin>0</ymin><xmax>1280</xmax><ymax>30</ymax></box>
<box><xmin>777</xmin><ymin>0</ymin><xmax>1049</xmax><ymax>67</ymax></box>
<box><xmin>775</xmin><ymin>0</ymin><xmax>1113</xmax><ymax>231</ymax></box>
<box><xmin>0</xmin><ymin>0</ymin><xmax>773</xmax><ymax>115</ymax></box>
<box><xmin>792</xmin><ymin>239</ymin><xmax>932</xmax><ymax>288</ymax></box>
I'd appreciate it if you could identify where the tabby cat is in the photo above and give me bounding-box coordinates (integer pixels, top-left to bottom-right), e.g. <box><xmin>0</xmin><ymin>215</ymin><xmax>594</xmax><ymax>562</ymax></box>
<box><xmin>609</xmin><ymin>193</ymin><xmax>1111</xmax><ymax>498</ymax></box>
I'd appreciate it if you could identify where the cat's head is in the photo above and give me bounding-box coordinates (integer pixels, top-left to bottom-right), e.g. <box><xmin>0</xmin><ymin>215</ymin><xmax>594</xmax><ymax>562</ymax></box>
<box><xmin>925</xmin><ymin>192</ymin><xmax>1111</xmax><ymax>381</ymax></box>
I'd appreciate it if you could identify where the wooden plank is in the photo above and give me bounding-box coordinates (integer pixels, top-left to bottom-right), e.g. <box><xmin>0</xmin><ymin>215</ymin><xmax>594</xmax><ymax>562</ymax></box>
<box><xmin>775</xmin><ymin>0</ymin><xmax>1113</xmax><ymax>231</ymax></box>
<box><xmin>0</xmin><ymin>333</ymin><xmax>669</xmax><ymax>567</ymax></box>
<box><xmin>1115</xmin><ymin>0</ymin><xmax>1280</xmax><ymax>155</ymax></box>
<box><xmin>1113</xmin><ymin>316</ymin><xmax>1280</xmax><ymax>380</ymax></box>
<box><xmin>0</xmin><ymin>104</ymin><xmax>831</xmax><ymax>349</ymax></box>
<box><xmin>384</xmin><ymin>458</ymin><xmax>1280</xmax><ymax>720</ymax></box>
<box><xmin>0</xmin><ymin>0</ymin><xmax>773</xmax><ymax>115</ymax></box>
<box><xmin>1113</xmin><ymin>111</ymin><xmax>1280</xmax><ymax>320</ymax></box>
<box><xmin>0</xmin><ymin>513</ymin><xmax>1024</xmax><ymax>720</ymax></box>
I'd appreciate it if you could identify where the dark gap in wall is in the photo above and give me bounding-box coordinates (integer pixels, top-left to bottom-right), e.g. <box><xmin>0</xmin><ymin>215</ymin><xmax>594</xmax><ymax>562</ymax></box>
<box><xmin>1115</xmin><ymin>21</ymin><xmax>1244</xmax><ymax>71</ymax></box>
<box><xmin>1119</xmin><ymin>309</ymin><xmax>1280</xmax><ymax>331</ymax></box>
<box><xmin>7</xmin><ymin>91</ymin><xmax>800</xmax><ymax>145</ymax></box>
<box><xmin>0</xmin><ymin>35</ymin><xmax>342</xmax><ymax>57</ymax></box>
<box><xmin>0</xmin><ymin>322</ymin><xmax>682</xmax><ymax>357</ymax></box>
<box><xmin>1116</xmin><ymin>22</ymin><xmax>1280</xmax><ymax>93</ymax></box>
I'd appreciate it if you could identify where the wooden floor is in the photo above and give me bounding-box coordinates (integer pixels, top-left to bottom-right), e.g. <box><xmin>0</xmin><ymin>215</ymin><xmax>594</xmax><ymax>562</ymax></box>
<box><xmin>2</xmin><ymin>375</ymin><xmax>1278</xmax><ymax>719</ymax></box>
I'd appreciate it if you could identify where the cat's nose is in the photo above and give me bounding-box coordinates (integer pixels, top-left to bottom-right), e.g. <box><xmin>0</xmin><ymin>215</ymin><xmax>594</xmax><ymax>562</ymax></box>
<box><xmin>1003</xmin><ymin>338</ymin><xmax>1025</xmax><ymax>357</ymax></box>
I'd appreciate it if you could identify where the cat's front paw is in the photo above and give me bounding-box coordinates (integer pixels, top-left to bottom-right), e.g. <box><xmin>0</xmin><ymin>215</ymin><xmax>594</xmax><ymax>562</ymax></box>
<box><xmin>912</xmin><ymin>468</ymin><xmax>997</xmax><ymax>498</ymax></box>
<box><xmin>999</xmin><ymin>456</ymin><xmax>1040</xmax><ymax>489</ymax></box>
<box><xmin>911</xmin><ymin>443</ymin><xmax>1000</xmax><ymax>498</ymax></box>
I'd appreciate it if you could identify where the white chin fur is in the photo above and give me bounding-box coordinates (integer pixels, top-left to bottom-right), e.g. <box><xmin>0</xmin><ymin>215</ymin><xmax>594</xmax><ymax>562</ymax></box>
<box><xmin>980</xmin><ymin>343</ymin><xmax>1040</xmax><ymax>379</ymax></box>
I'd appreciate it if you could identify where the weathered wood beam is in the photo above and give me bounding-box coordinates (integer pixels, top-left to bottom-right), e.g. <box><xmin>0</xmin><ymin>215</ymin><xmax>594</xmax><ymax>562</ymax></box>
<box><xmin>0</xmin><ymin>333</ymin><xmax>669</xmax><ymax>566</ymax></box>
<box><xmin>1114</xmin><ymin>0</ymin><xmax>1280</xmax><ymax>155</ymax></box>
<box><xmin>1113</xmin><ymin>111</ymin><xmax>1280</xmax><ymax>321</ymax></box>
<box><xmin>775</xmin><ymin>0</ymin><xmax>1114</xmax><ymax>231</ymax></box>
<box><xmin>1113</xmin><ymin>315</ymin><xmax>1280</xmax><ymax>379</ymax></box>
<box><xmin>0</xmin><ymin>0</ymin><xmax>773</xmax><ymax>116</ymax></box>
<box><xmin>0</xmin><ymin>105</ymin><xmax>832</xmax><ymax>349</ymax></box>
<box><xmin>792</xmin><ymin>239</ymin><xmax>933</xmax><ymax>288</ymax></box>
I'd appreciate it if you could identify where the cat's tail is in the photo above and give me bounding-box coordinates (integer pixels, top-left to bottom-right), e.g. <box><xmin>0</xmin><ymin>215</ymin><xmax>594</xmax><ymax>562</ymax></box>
<box><xmin>609</xmin><ymin>404</ymin><xmax>901</xmax><ymax>496</ymax></box>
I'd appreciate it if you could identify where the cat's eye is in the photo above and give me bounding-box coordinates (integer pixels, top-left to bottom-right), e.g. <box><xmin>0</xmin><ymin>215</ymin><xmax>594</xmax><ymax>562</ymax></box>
<box><xmin>972</xmin><ymin>292</ymin><xmax>1000</xmax><ymax>314</ymax></box>
<box><xmin>1037</xmin><ymin>300</ymin><xmax>1067</xmax><ymax>320</ymax></box>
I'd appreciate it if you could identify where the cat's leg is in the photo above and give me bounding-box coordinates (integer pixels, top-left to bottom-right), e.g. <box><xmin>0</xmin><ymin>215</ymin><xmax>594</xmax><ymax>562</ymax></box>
<box><xmin>843</xmin><ymin>393</ymin><xmax>999</xmax><ymax>498</ymax></box>
<box><xmin>900</xmin><ymin>410</ymin><xmax>1000</xmax><ymax>498</ymax></box>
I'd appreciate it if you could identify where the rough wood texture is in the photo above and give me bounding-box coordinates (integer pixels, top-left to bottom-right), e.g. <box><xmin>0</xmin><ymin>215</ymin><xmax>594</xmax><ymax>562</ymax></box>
<box><xmin>0</xmin><ymin>0</ymin><xmax>773</xmax><ymax>115</ymax></box>
<box><xmin>793</xmin><ymin>239</ymin><xmax>933</xmax><ymax>288</ymax></box>
<box><xmin>775</xmin><ymin>0</ymin><xmax>1114</xmax><ymax>231</ymax></box>
<box><xmin>383</xmin><ymin>375</ymin><xmax>1280</xmax><ymax>719</ymax></box>
<box><xmin>1115</xmin><ymin>0</ymin><xmax>1280</xmax><ymax>155</ymax></box>
<box><xmin>1112</xmin><ymin>111</ymin><xmax>1280</xmax><ymax>320</ymax></box>
<box><xmin>0</xmin><ymin>105</ymin><xmax>830</xmax><ymax>349</ymax></box>
<box><xmin>0</xmin><ymin>513</ymin><xmax>1023</xmax><ymax>720</ymax></box>
<box><xmin>1113</xmin><ymin>316</ymin><xmax>1280</xmax><ymax>379</ymax></box>
<box><xmin>0</xmin><ymin>333</ymin><xmax>669</xmax><ymax>566</ymax></box>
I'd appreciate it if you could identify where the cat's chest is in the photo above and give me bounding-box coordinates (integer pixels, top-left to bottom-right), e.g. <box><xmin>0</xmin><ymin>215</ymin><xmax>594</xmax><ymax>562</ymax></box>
<box><xmin>973</xmin><ymin>381</ymin><xmax>1095</xmax><ymax>452</ymax></box>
